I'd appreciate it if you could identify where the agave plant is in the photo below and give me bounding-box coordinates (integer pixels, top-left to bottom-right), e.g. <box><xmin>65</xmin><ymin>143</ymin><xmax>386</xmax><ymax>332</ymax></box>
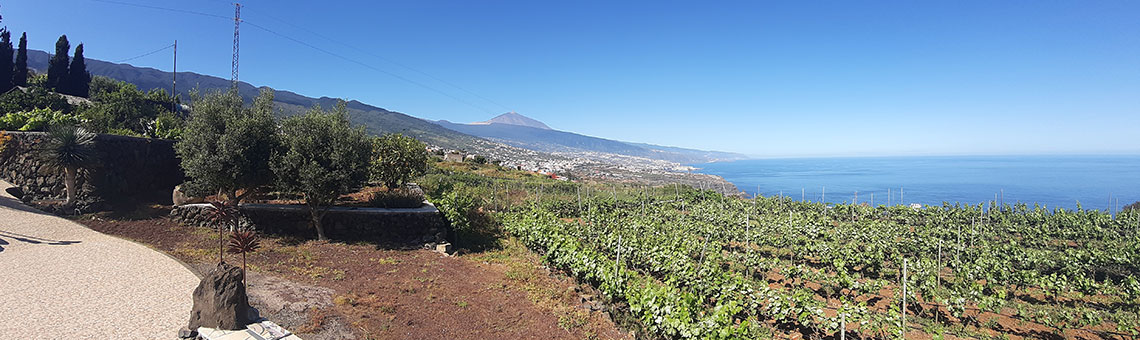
<box><xmin>37</xmin><ymin>125</ymin><xmax>96</xmax><ymax>207</ymax></box>
<box><xmin>206</xmin><ymin>201</ymin><xmax>239</xmax><ymax>264</ymax></box>
<box><xmin>227</xmin><ymin>230</ymin><xmax>261</xmax><ymax>290</ymax></box>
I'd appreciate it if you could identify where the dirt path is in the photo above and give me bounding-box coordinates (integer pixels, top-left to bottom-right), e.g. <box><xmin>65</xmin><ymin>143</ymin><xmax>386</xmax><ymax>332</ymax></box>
<box><xmin>0</xmin><ymin>181</ymin><xmax>199</xmax><ymax>339</ymax></box>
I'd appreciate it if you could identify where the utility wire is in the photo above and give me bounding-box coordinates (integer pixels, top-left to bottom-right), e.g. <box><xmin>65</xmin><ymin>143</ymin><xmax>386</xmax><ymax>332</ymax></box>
<box><xmin>90</xmin><ymin>0</ymin><xmax>231</xmax><ymax>20</ymax></box>
<box><xmin>241</xmin><ymin>6</ymin><xmax>513</xmax><ymax>112</ymax></box>
<box><xmin>115</xmin><ymin>43</ymin><xmax>175</xmax><ymax>63</ymax></box>
<box><xmin>90</xmin><ymin>0</ymin><xmax>504</xmax><ymax>115</ymax></box>
<box><xmin>241</xmin><ymin>20</ymin><xmax>496</xmax><ymax>114</ymax></box>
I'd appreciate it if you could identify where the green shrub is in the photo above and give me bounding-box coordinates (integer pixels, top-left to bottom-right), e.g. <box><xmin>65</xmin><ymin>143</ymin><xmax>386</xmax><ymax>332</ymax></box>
<box><xmin>0</xmin><ymin>108</ymin><xmax>82</xmax><ymax>131</ymax></box>
<box><xmin>0</xmin><ymin>86</ymin><xmax>73</xmax><ymax>114</ymax></box>
<box><xmin>78</xmin><ymin>78</ymin><xmax>175</xmax><ymax>135</ymax></box>
<box><xmin>152</xmin><ymin>111</ymin><xmax>183</xmax><ymax>139</ymax></box>
<box><xmin>433</xmin><ymin>183</ymin><xmax>500</xmax><ymax>251</ymax></box>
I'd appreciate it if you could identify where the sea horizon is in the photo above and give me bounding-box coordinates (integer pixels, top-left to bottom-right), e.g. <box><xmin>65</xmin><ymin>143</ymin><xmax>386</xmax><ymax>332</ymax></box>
<box><xmin>693</xmin><ymin>154</ymin><xmax>1140</xmax><ymax>212</ymax></box>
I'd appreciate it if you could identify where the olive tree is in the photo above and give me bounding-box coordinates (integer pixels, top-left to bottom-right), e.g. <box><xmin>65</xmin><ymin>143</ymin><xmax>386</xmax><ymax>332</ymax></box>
<box><xmin>175</xmin><ymin>89</ymin><xmax>278</xmax><ymax>206</ymax></box>
<box><xmin>370</xmin><ymin>133</ymin><xmax>428</xmax><ymax>190</ymax></box>
<box><xmin>272</xmin><ymin>102</ymin><xmax>371</xmax><ymax>240</ymax></box>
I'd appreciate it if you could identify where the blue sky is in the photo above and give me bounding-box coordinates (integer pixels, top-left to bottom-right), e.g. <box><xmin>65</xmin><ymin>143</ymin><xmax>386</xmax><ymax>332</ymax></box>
<box><xmin>4</xmin><ymin>1</ymin><xmax>1138</xmax><ymax>157</ymax></box>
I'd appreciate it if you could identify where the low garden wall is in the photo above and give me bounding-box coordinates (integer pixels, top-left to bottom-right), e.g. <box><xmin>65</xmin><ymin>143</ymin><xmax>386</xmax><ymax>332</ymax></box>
<box><xmin>170</xmin><ymin>202</ymin><xmax>448</xmax><ymax>247</ymax></box>
<box><xmin>0</xmin><ymin>131</ymin><xmax>184</xmax><ymax>211</ymax></box>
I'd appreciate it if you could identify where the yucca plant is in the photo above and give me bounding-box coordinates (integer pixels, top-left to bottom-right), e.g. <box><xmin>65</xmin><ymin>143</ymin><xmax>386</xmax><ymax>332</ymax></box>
<box><xmin>38</xmin><ymin>125</ymin><xmax>96</xmax><ymax>207</ymax></box>
<box><xmin>227</xmin><ymin>230</ymin><xmax>261</xmax><ymax>290</ymax></box>
<box><xmin>206</xmin><ymin>201</ymin><xmax>238</xmax><ymax>264</ymax></box>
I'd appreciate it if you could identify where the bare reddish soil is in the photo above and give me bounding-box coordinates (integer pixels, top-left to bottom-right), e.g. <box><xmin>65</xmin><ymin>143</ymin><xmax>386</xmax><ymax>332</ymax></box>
<box><xmin>76</xmin><ymin>206</ymin><xmax>630</xmax><ymax>340</ymax></box>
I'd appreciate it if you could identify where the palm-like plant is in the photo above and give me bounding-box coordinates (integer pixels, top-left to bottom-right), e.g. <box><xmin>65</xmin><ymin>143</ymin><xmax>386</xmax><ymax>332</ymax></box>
<box><xmin>227</xmin><ymin>230</ymin><xmax>261</xmax><ymax>290</ymax></box>
<box><xmin>206</xmin><ymin>201</ymin><xmax>238</xmax><ymax>264</ymax></box>
<box><xmin>38</xmin><ymin>125</ymin><xmax>96</xmax><ymax>207</ymax></box>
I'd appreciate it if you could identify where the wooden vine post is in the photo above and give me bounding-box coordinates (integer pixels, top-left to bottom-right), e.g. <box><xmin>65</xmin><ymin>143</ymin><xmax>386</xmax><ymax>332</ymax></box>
<box><xmin>901</xmin><ymin>258</ymin><xmax>908</xmax><ymax>339</ymax></box>
<box><xmin>614</xmin><ymin>234</ymin><xmax>622</xmax><ymax>284</ymax></box>
<box><xmin>577</xmin><ymin>185</ymin><xmax>582</xmax><ymax>213</ymax></box>
<box><xmin>937</xmin><ymin>240</ymin><xmax>942</xmax><ymax>288</ymax></box>
<box><xmin>840</xmin><ymin>311</ymin><xmax>846</xmax><ymax>340</ymax></box>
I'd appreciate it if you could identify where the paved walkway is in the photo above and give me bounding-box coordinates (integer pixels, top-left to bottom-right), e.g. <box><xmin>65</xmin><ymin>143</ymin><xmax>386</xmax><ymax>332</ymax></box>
<box><xmin>0</xmin><ymin>181</ymin><xmax>199</xmax><ymax>339</ymax></box>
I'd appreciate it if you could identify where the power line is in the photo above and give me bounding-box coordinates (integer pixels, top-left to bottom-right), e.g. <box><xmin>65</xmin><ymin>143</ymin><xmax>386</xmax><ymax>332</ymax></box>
<box><xmin>241</xmin><ymin>7</ymin><xmax>513</xmax><ymax>112</ymax></box>
<box><xmin>115</xmin><ymin>43</ymin><xmax>175</xmax><ymax>63</ymax></box>
<box><xmin>241</xmin><ymin>20</ymin><xmax>497</xmax><ymax>114</ymax></box>
<box><xmin>90</xmin><ymin>0</ymin><xmax>230</xmax><ymax>20</ymax></box>
<box><xmin>90</xmin><ymin>0</ymin><xmax>502</xmax><ymax>115</ymax></box>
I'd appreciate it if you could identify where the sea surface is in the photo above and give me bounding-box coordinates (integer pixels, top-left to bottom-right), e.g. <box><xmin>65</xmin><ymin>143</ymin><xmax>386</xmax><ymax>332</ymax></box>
<box><xmin>695</xmin><ymin>155</ymin><xmax>1140</xmax><ymax>211</ymax></box>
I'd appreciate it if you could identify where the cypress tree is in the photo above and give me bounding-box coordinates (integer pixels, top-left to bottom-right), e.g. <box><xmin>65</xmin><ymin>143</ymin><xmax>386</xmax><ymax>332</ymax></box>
<box><xmin>13</xmin><ymin>32</ymin><xmax>26</xmax><ymax>87</ymax></box>
<box><xmin>66</xmin><ymin>44</ymin><xmax>89</xmax><ymax>97</ymax></box>
<box><xmin>46</xmin><ymin>35</ymin><xmax>69</xmax><ymax>92</ymax></box>
<box><xmin>0</xmin><ymin>30</ymin><xmax>12</xmax><ymax>93</ymax></box>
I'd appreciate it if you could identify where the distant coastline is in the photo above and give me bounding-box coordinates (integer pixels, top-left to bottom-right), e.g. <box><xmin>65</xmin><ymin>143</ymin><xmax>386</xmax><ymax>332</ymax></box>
<box><xmin>692</xmin><ymin>154</ymin><xmax>1140</xmax><ymax>210</ymax></box>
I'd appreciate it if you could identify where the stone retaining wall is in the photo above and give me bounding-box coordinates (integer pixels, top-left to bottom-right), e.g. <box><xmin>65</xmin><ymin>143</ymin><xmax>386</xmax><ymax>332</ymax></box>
<box><xmin>0</xmin><ymin>131</ymin><xmax>184</xmax><ymax>211</ymax></box>
<box><xmin>171</xmin><ymin>203</ymin><xmax>447</xmax><ymax>246</ymax></box>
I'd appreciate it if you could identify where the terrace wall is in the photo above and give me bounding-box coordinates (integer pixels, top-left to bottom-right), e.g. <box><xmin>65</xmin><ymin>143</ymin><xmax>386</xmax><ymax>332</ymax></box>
<box><xmin>170</xmin><ymin>202</ymin><xmax>448</xmax><ymax>247</ymax></box>
<box><xmin>0</xmin><ymin>131</ymin><xmax>184</xmax><ymax>211</ymax></box>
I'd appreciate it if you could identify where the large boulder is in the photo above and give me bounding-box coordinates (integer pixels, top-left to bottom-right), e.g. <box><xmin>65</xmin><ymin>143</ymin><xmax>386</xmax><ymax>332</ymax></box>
<box><xmin>173</xmin><ymin>185</ymin><xmax>205</xmax><ymax>206</ymax></box>
<box><xmin>187</xmin><ymin>262</ymin><xmax>253</xmax><ymax>331</ymax></box>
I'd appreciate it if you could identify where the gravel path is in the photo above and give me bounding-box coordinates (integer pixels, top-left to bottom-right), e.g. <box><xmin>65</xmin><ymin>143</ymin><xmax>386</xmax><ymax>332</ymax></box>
<box><xmin>0</xmin><ymin>181</ymin><xmax>199</xmax><ymax>339</ymax></box>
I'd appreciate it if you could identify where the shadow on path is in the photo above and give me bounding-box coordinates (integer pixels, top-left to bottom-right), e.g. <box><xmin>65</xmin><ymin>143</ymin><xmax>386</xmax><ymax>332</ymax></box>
<box><xmin>0</xmin><ymin>194</ymin><xmax>54</xmax><ymax>217</ymax></box>
<box><xmin>0</xmin><ymin>229</ymin><xmax>82</xmax><ymax>253</ymax></box>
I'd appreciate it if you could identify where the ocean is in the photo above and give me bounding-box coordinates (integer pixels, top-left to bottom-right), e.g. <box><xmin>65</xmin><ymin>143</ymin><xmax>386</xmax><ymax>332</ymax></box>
<box><xmin>694</xmin><ymin>155</ymin><xmax>1140</xmax><ymax>211</ymax></box>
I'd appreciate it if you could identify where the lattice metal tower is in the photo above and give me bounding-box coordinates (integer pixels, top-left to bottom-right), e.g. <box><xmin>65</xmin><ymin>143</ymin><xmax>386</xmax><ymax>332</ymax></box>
<box><xmin>231</xmin><ymin>3</ymin><xmax>241</xmax><ymax>87</ymax></box>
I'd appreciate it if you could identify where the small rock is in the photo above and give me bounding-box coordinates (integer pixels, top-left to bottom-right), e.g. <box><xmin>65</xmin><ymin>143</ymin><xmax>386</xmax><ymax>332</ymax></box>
<box><xmin>177</xmin><ymin>327</ymin><xmax>197</xmax><ymax>339</ymax></box>
<box><xmin>5</xmin><ymin>186</ymin><xmax>24</xmax><ymax>199</ymax></box>
<box><xmin>173</xmin><ymin>185</ymin><xmax>205</xmax><ymax>206</ymax></box>
<box><xmin>579</xmin><ymin>294</ymin><xmax>595</xmax><ymax>303</ymax></box>
<box><xmin>435</xmin><ymin>242</ymin><xmax>453</xmax><ymax>255</ymax></box>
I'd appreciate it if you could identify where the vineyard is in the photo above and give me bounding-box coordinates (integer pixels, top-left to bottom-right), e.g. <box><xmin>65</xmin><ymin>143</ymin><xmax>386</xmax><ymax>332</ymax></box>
<box><xmin>481</xmin><ymin>181</ymin><xmax>1140</xmax><ymax>339</ymax></box>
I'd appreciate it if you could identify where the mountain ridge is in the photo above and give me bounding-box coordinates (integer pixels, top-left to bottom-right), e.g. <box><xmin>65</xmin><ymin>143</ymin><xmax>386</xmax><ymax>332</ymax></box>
<box><xmin>24</xmin><ymin>49</ymin><xmax>490</xmax><ymax>152</ymax></box>
<box><xmin>436</xmin><ymin>116</ymin><xmax>748</xmax><ymax>164</ymax></box>
<box><xmin>25</xmin><ymin>49</ymin><xmax>746</xmax><ymax>164</ymax></box>
<box><xmin>472</xmin><ymin>112</ymin><xmax>552</xmax><ymax>130</ymax></box>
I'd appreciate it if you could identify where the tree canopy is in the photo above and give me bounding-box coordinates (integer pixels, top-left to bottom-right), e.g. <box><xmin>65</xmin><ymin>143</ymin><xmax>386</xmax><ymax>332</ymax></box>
<box><xmin>272</xmin><ymin>101</ymin><xmax>372</xmax><ymax>240</ymax></box>
<box><xmin>64</xmin><ymin>43</ymin><xmax>89</xmax><ymax>97</ymax></box>
<box><xmin>175</xmin><ymin>89</ymin><xmax>278</xmax><ymax>204</ymax></box>
<box><xmin>45</xmin><ymin>35</ymin><xmax>69</xmax><ymax>92</ymax></box>
<box><xmin>0</xmin><ymin>29</ymin><xmax>13</xmax><ymax>93</ymax></box>
<box><xmin>13</xmin><ymin>32</ymin><xmax>27</xmax><ymax>87</ymax></box>
<box><xmin>370</xmin><ymin>133</ymin><xmax>429</xmax><ymax>190</ymax></box>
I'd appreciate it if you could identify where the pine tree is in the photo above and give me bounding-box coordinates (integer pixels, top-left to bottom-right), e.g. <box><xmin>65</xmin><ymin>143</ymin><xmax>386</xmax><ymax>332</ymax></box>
<box><xmin>13</xmin><ymin>32</ymin><xmax>27</xmax><ymax>87</ymax></box>
<box><xmin>0</xmin><ymin>30</ymin><xmax>12</xmax><ymax>93</ymax></box>
<box><xmin>46</xmin><ymin>35</ymin><xmax>69</xmax><ymax>92</ymax></box>
<box><xmin>66</xmin><ymin>44</ymin><xmax>89</xmax><ymax>97</ymax></box>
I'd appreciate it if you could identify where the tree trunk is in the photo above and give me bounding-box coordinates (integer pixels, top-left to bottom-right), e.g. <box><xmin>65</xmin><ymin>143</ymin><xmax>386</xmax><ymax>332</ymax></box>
<box><xmin>219</xmin><ymin>224</ymin><xmax>225</xmax><ymax>264</ymax></box>
<box><xmin>309</xmin><ymin>204</ymin><xmax>328</xmax><ymax>240</ymax></box>
<box><xmin>64</xmin><ymin>166</ymin><xmax>77</xmax><ymax>206</ymax></box>
<box><xmin>242</xmin><ymin>253</ymin><xmax>248</xmax><ymax>291</ymax></box>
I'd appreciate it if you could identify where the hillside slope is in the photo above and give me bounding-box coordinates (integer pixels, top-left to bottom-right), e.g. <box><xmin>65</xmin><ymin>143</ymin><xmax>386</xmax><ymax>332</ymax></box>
<box><xmin>436</xmin><ymin>118</ymin><xmax>747</xmax><ymax>164</ymax></box>
<box><xmin>25</xmin><ymin>50</ymin><xmax>486</xmax><ymax>152</ymax></box>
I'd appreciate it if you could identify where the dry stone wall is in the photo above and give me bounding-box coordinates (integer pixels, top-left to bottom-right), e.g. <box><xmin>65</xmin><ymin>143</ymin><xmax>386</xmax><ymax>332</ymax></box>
<box><xmin>0</xmin><ymin>131</ymin><xmax>184</xmax><ymax>211</ymax></box>
<box><xmin>171</xmin><ymin>203</ymin><xmax>447</xmax><ymax>247</ymax></box>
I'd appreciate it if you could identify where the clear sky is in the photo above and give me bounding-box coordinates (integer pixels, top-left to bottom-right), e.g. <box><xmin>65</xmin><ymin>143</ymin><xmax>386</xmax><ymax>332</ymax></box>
<box><xmin>4</xmin><ymin>1</ymin><xmax>1138</xmax><ymax>157</ymax></box>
